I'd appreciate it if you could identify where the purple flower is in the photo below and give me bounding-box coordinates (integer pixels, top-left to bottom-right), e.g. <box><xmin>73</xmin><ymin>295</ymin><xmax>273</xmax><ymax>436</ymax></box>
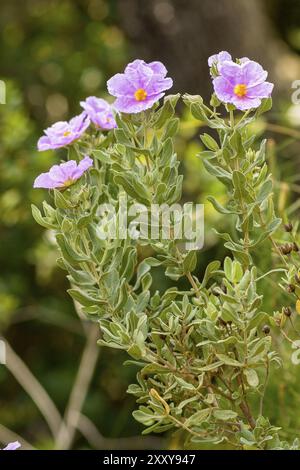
<box><xmin>213</xmin><ymin>59</ymin><xmax>274</xmax><ymax>111</ymax></box>
<box><xmin>107</xmin><ymin>59</ymin><xmax>173</xmax><ymax>113</ymax></box>
<box><xmin>80</xmin><ymin>97</ymin><xmax>116</xmax><ymax>130</ymax></box>
<box><xmin>208</xmin><ymin>51</ymin><xmax>232</xmax><ymax>68</ymax></box>
<box><xmin>2</xmin><ymin>441</ymin><xmax>21</xmax><ymax>450</ymax></box>
<box><xmin>33</xmin><ymin>156</ymin><xmax>93</xmax><ymax>189</ymax></box>
<box><xmin>38</xmin><ymin>112</ymin><xmax>90</xmax><ymax>151</ymax></box>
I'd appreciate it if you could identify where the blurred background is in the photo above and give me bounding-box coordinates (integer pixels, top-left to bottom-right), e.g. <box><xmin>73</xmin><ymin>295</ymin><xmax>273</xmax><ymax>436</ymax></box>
<box><xmin>1</xmin><ymin>0</ymin><xmax>300</xmax><ymax>450</ymax></box>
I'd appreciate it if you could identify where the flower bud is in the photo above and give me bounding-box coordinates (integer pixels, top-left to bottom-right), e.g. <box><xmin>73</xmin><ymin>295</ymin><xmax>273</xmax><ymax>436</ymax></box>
<box><xmin>283</xmin><ymin>306</ymin><xmax>292</xmax><ymax>317</ymax></box>
<box><xmin>262</xmin><ymin>325</ymin><xmax>270</xmax><ymax>334</ymax></box>
<box><xmin>280</xmin><ymin>243</ymin><xmax>293</xmax><ymax>255</ymax></box>
<box><xmin>295</xmin><ymin>274</ymin><xmax>300</xmax><ymax>284</ymax></box>
<box><xmin>293</xmin><ymin>242</ymin><xmax>299</xmax><ymax>252</ymax></box>
<box><xmin>284</xmin><ymin>222</ymin><xmax>293</xmax><ymax>232</ymax></box>
<box><xmin>286</xmin><ymin>284</ymin><xmax>295</xmax><ymax>293</ymax></box>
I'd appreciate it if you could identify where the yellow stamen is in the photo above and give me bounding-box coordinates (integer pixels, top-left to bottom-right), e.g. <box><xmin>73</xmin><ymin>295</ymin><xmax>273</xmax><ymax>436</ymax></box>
<box><xmin>62</xmin><ymin>178</ymin><xmax>74</xmax><ymax>187</ymax></box>
<box><xmin>234</xmin><ymin>84</ymin><xmax>247</xmax><ymax>98</ymax></box>
<box><xmin>134</xmin><ymin>88</ymin><xmax>147</xmax><ymax>101</ymax></box>
<box><xmin>63</xmin><ymin>131</ymin><xmax>71</xmax><ymax>137</ymax></box>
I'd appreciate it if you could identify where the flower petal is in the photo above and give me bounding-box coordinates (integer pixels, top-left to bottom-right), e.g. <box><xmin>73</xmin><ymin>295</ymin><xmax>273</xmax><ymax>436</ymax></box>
<box><xmin>232</xmin><ymin>96</ymin><xmax>262</xmax><ymax>111</ymax></box>
<box><xmin>148</xmin><ymin>61</ymin><xmax>168</xmax><ymax>76</ymax></box>
<box><xmin>218</xmin><ymin>61</ymin><xmax>244</xmax><ymax>84</ymax></box>
<box><xmin>241</xmin><ymin>60</ymin><xmax>268</xmax><ymax>87</ymax></box>
<box><xmin>107</xmin><ymin>73</ymin><xmax>136</xmax><ymax>97</ymax></box>
<box><xmin>113</xmin><ymin>93</ymin><xmax>165</xmax><ymax>113</ymax></box>
<box><xmin>33</xmin><ymin>172</ymin><xmax>59</xmax><ymax>189</ymax></box>
<box><xmin>72</xmin><ymin>156</ymin><xmax>94</xmax><ymax>179</ymax></box>
<box><xmin>213</xmin><ymin>76</ymin><xmax>234</xmax><ymax>102</ymax></box>
<box><xmin>3</xmin><ymin>441</ymin><xmax>21</xmax><ymax>451</ymax></box>
<box><xmin>208</xmin><ymin>51</ymin><xmax>232</xmax><ymax>67</ymax></box>
<box><xmin>247</xmin><ymin>81</ymin><xmax>274</xmax><ymax>98</ymax></box>
<box><xmin>37</xmin><ymin>136</ymin><xmax>52</xmax><ymax>151</ymax></box>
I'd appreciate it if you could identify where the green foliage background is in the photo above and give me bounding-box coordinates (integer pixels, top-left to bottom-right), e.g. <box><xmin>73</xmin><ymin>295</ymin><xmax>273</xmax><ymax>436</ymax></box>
<box><xmin>1</xmin><ymin>0</ymin><xmax>300</xmax><ymax>449</ymax></box>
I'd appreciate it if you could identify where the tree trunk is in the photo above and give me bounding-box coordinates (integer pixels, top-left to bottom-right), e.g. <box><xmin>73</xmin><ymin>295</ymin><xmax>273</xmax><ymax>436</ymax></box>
<box><xmin>118</xmin><ymin>0</ymin><xmax>298</xmax><ymax>98</ymax></box>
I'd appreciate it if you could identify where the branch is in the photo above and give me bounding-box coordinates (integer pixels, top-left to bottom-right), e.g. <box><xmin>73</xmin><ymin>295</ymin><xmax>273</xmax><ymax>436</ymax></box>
<box><xmin>5</xmin><ymin>339</ymin><xmax>62</xmax><ymax>438</ymax></box>
<box><xmin>54</xmin><ymin>323</ymin><xmax>99</xmax><ymax>449</ymax></box>
<box><xmin>76</xmin><ymin>413</ymin><xmax>163</xmax><ymax>450</ymax></box>
<box><xmin>0</xmin><ymin>424</ymin><xmax>35</xmax><ymax>450</ymax></box>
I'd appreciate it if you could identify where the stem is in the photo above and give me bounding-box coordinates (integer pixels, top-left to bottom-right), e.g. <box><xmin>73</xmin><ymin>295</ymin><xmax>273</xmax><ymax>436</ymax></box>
<box><xmin>258</xmin><ymin>211</ymin><xmax>288</xmax><ymax>267</ymax></box>
<box><xmin>5</xmin><ymin>340</ymin><xmax>62</xmax><ymax>438</ymax></box>
<box><xmin>259</xmin><ymin>357</ymin><xmax>269</xmax><ymax>416</ymax></box>
<box><xmin>55</xmin><ymin>323</ymin><xmax>99</xmax><ymax>449</ymax></box>
<box><xmin>237</xmin><ymin>374</ymin><xmax>256</xmax><ymax>430</ymax></box>
<box><xmin>186</xmin><ymin>271</ymin><xmax>201</xmax><ymax>298</ymax></box>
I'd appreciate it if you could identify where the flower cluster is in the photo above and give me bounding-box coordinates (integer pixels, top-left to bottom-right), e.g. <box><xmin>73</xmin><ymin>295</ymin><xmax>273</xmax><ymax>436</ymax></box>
<box><xmin>33</xmin><ymin>53</ymin><xmax>273</xmax><ymax>192</ymax></box>
<box><xmin>34</xmin><ymin>59</ymin><xmax>173</xmax><ymax>189</ymax></box>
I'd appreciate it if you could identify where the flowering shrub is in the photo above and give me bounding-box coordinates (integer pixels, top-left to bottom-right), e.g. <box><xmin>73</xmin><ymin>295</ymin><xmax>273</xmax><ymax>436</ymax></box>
<box><xmin>32</xmin><ymin>55</ymin><xmax>300</xmax><ymax>450</ymax></box>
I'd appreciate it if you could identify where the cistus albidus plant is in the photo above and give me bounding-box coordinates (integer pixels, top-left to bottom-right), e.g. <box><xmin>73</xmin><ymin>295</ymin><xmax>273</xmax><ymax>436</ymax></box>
<box><xmin>32</xmin><ymin>56</ymin><xmax>300</xmax><ymax>450</ymax></box>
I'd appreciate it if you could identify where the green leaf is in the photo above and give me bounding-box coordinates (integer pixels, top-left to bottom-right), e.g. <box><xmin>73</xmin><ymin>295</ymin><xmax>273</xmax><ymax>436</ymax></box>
<box><xmin>232</xmin><ymin>170</ymin><xmax>252</xmax><ymax>204</ymax></box>
<box><xmin>56</xmin><ymin>234</ymin><xmax>90</xmax><ymax>263</ymax></box>
<box><xmin>256</xmin><ymin>97</ymin><xmax>272</xmax><ymax>116</ymax></box>
<box><xmin>185</xmin><ymin>408</ymin><xmax>211</xmax><ymax>427</ymax></box>
<box><xmin>31</xmin><ymin>204</ymin><xmax>56</xmax><ymax>229</ymax></box>
<box><xmin>92</xmin><ymin>149</ymin><xmax>111</xmax><ymax>164</ymax></box>
<box><xmin>256</xmin><ymin>179</ymin><xmax>273</xmax><ymax>204</ymax></box>
<box><xmin>153</xmin><ymin>93</ymin><xmax>180</xmax><ymax>129</ymax></box>
<box><xmin>213</xmin><ymin>409</ymin><xmax>238</xmax><ymax>421</ymax></box>
<box><xmin>207</xmin><ymin>196</ymin><xmax>237</xmax><ymax>215</ymax></box>
<box><xmin>54</xmin><ymin>189</ymin><xmax>72</xmax><ymax>209</ymax></box>
<box><xmin>141</xmin><ymin>363</ymin><xmax>169</xmax><ymax>375</ymax></box>
<box><xmin>114</xmin><ymin>174</ymin><xmax>150</xmax><ymax>205</ymax></box>
<box><xmin>216</xmin><ymin>354</ymin><xmax>243</xmax><ymax>367</ymax></box>
<box><xmin>201</xmin><ymin>260</ymin><xmax>221</xmax><ymax>287</ymax></box>
<box><xmin>201</xmin><ymin>133</ymin><xmax>219</xmax><ymax>151</ymax></box>
<box><xmin>162</xmin><ymin>117</ymin><xmax>179</xmax><ymax>140</ymax></box>
<box><xmin>203</xmin><ymin>159</ymin><xmax>231</xmax><ymax>183</ymax></box>
<box><xmin>68</xmin><ymin>288</ymin><xmax>106</xmax><ymax>307</ymax></box>
<box><xmin>198</xmin><ymin>361</ymin><xmax>224</xmax><ymax>372</ymax></box>
<box><xmin>183</xmin><ymin>251</ymin><xmax>197</xmax><ymax>274</ymax></box>
<box><xmin>244</xmin><ymin>369</ymin><xmax>259</xmax><ymax>388</ymax></box>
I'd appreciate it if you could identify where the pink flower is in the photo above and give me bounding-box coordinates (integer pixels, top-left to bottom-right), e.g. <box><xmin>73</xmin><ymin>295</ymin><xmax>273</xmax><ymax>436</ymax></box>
<box><xmin>33</xmin><ymin>156</ymin><xmax>93</xmax><ymax>189</ymax></box>
<box><xmin>37</xmin><ymin>112</ymin><xmax>90</xmax><ymax>151</ymax></box>
<box><xmin>80</xmin><ymin>97</ymin><xmax>116</xmax><ymax>130</ymax></box>
<box><xmin>107</xmin><ymin>59</ymin><xmax>173</xmax><ymax>113</ymax></box>
<box><xmin>212</xmin><ymin>58</ymin><xmax>274</xmax><ymax>110</ymax></box>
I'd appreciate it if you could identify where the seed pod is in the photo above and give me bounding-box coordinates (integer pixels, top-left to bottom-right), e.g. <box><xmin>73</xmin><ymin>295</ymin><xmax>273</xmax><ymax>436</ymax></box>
<box><xmin>221</xmin><ymin>284</ymin><xmax>227</xmax><ymax>294</ymax></box>
<box><xmin>286</xmin><ymin>284</ymin><xmax>295</xmax><ymax>293</ymax></box>
<box><xmin>262</xmin><ymin>325</ymin><xmax>270</xmax><ymax>334</ymax></box>
<box><xmin>280</xmin><ymin>243</ymin><xmax>293</xmax><ymax>255</ymax></box>
<box><xmin>283</xmin><ymin>306</ymin><xmax>292</xmax><ymax>317</ymax></box>
<box><xmin>284</xmin><ymin>223</ymin><xmax>293</xmax><ymax>232</ymax></box>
